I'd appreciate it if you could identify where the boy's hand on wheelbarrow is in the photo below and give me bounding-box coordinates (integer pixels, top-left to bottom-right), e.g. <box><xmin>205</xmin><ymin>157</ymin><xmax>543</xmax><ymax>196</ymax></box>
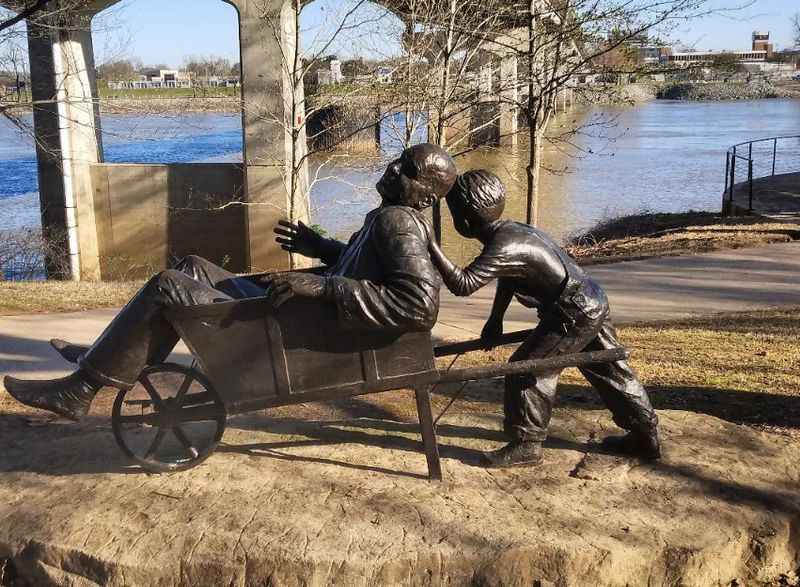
<box><xmin>480</xmin><ymin>318</ymin><xmax>503</xmax><ymax>350</ymax></box>
<box><xmin>274</xmin><ymin>219</ymin><xmax>323</xmax><ymax>259</ymax></box>
<box><xmin>263</xmin><ymin>272</ymin><xmax>328</xmax><ymax>307</ymax></box>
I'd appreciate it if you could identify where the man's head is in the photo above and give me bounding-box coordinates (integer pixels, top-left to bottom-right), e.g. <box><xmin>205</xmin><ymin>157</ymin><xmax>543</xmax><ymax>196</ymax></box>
<box><xmin>376</xmin><ymin>143</ymin><xmax>457</xmax><ymax>210</ymax></box>
<box><xmin>446</xmin><ymin>169</ymin><xmax>506</xmax><ymax>239</ymax></box>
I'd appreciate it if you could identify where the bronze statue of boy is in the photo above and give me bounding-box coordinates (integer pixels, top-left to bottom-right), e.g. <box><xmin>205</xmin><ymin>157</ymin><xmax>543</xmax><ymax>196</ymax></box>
<box><xmin>427</xmin><ymin>170</ymin><xmax>661</xmax><ymax>467</ymax></box>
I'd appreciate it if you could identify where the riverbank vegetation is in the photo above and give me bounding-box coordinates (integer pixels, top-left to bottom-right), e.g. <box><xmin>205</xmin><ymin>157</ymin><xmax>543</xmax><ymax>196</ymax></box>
<box><xmin>566</xmin><ymin>211</ymin><xmax>800</xmax><ymax>263</ymax></box>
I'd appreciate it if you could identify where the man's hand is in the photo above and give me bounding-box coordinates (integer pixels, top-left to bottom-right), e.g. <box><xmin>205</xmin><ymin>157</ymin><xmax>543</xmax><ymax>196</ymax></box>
<box><xmin>262</xmin><ymin>272</ymin><xmax>328</xmax><ymax>308</ymax></box>
<box><xmin>480</xmin><ymin>317</ymin><xmax>503</xmax><ymax>350</ymax></box>
<box><xmin>273</xmin><ymin>220</ymin><xmax>323</xmax><ymax>259</ymax></box>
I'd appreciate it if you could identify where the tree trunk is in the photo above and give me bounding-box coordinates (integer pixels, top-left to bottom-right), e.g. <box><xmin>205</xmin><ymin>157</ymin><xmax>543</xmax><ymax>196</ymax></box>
<box><xmin>526</xmin><ymin>125</ymin><xmax>542</xmax><ymax>226</ymax></box>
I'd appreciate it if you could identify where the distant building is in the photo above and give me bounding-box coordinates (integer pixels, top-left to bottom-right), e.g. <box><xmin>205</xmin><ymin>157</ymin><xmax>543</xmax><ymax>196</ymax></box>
<box><xmin>665</xmin><ymin>31</ymin><xmax>777</xmax><ymax>67</ymax></box>
<box><xmin>375</xmin><ymin>66</ymin><xmax>393</xmax><ymax>84</ymax></box>
<box><xmin>330</xmin><ymin>60</ymin><xmax>343</xmax><ymax>84</ymax></box>
<box><xmin>317</xmin><ymin>59</ymin><xmax>344</xmax><ymax>86</ymax></box>
<box><xmin>666</xmin><ymin>50</ymin><xmax>768</xmax><ymax>65</ymax></box>
<box><xmin>751</xmin><ymin>32</ymin><xmax>773</xmax><ymax>58</ymax></box>
<box><xmin>205</xmin><ymin>76</ymin><xmax>240</xmax><ymax>87</ymax></box>
<box><xmin>636</xmin><ymin>46</ymin><xmax>671</xmax><ymax>65</ymax></box>
<box><xmin>108</xmin><ymin>69</ymin><xmax>192</xmax><ymax>90</ymax></box>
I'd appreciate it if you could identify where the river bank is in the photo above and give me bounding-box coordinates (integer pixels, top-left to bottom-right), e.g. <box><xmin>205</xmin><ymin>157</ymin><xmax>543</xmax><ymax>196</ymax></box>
<box><xmin>657</xmin><ymin>80</ymin><xmax>800</xmax><ymax>101</ymax></box>
<box><xmin>0</xmin><ymin>96</ymin><xmax>242</xmax><ymax>115</ymax></box>
<box><xmin>566</xmin><ymin>211</ymin><xmax>800</xmax><ymax>264</ymax></box>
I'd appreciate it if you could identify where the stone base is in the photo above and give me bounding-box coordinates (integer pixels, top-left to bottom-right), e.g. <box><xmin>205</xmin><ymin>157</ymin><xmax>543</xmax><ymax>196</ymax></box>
<box><xmin>0</xmin><ymin>408</ymin><xmax>798</xmax><ymax>586</ymax></box>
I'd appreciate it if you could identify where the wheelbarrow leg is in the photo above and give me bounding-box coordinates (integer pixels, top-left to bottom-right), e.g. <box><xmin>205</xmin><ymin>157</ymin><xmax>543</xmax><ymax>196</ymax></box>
<box><xmin>414</xmin><ymin>386</ymin><xmax>442</xmax><ymax>481</ymax></box>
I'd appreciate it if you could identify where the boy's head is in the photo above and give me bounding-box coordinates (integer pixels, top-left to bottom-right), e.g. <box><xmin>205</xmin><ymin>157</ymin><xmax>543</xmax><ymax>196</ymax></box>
<box><xmin>446</xmin><ymin>170</ymin><xmax>506</xmax><ymax>239</ymax></box>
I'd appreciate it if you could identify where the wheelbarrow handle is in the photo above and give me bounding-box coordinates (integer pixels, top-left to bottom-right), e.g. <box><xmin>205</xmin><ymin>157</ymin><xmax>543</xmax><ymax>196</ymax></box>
<box><xmin>433</xmin><ymin>328</ymin><xmax>534</xmax><ymax>357</ymax></box>
<box><xmin>434</xmin><ymin>348</ymin><xmax>629</xmax><ymax>385</ymax></box>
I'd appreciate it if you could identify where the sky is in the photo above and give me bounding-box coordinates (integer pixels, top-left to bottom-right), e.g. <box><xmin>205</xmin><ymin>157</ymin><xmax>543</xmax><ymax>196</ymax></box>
<box><xmin>90</xmin><ymin>0</ymin><xmax>799</xmax><ymax>69</ymax></box>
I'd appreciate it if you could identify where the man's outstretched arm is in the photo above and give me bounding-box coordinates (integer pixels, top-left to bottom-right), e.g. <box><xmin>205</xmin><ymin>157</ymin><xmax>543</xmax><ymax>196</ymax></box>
<box><xmin>273</xmin><ymin>220</ymin><xmax>346</xmax><ymax>266</ymax></box>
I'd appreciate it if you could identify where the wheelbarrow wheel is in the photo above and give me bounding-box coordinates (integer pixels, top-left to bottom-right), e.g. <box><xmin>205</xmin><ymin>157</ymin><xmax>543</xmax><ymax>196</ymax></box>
<box><xmin>112</xmin><ymin>363</ymin><xmax>226</xmax><ymax>473</ymax></box>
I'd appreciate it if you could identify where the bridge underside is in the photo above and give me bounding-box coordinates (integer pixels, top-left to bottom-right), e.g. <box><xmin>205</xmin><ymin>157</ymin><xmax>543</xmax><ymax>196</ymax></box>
<box><xmin>0</xmin><ymin>0</ymin><xmax>533</xmax><ymax>280</ymax></box>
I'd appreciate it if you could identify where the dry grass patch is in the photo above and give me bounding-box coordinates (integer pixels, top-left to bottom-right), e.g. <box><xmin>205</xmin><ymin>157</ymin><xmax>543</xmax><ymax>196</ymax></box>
<box><xmin>0</xmin><ymin>280</ymin><xmax>143</xmax><ymax>315</ymax></box>
<box><xmin>566</xmin><ymin>211</ymin><xmax>800</xmax><ymax>263</ymax></box>
<box><xmin>436</xmin><ymin>307</ymin><xmax>800</xmax><ymax>438</ymax></box>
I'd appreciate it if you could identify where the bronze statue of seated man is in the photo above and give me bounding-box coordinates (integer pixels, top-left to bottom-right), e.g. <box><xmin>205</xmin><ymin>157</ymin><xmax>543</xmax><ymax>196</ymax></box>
<box><xmin>4</xmin><ymin>144</ymin><xmax>457</xmax><ymax>421</ymax></box>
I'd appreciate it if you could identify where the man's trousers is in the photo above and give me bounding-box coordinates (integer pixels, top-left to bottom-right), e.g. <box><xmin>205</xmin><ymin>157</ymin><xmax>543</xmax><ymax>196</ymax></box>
<box><xmin>79</xmin><ymin>256</ymin><xmax>265</xmax><ymax>389</ymax></box>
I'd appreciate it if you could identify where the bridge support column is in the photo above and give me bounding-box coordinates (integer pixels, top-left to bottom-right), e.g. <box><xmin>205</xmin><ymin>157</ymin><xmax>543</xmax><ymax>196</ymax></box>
<box><xmin>26</xmin><ymin>12</ymin><xmax>103</xmax><ymax>280</ymax></box>
<box><xmin>499</xmin><ymin>54</ymin><xmax>518</xmax><ymax>148</ymax></box>
<box><xmin>234</xmin><ymin>0</ymin><xmax>311</xmax><ymax>271</ymax></box>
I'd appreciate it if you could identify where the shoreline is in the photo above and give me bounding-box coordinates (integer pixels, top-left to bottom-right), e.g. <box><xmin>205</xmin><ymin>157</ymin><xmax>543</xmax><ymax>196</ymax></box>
<box><xmin>3</xmin><ymin>81</ymin><xmax>798</xmax><ymax>116</ymax></box>
<box><xmin>656</xmin><ymin>80</ymin><xmax>800</xmax><ymax>101</ymax></box>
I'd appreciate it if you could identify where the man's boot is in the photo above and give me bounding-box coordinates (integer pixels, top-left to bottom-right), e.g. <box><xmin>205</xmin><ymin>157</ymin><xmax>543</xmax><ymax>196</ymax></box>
<box><xmin>4</xmin><ymin>370</ymin><xmax>102</xmax><ymax>421</ymax></box>
<box><xmin>601</xmin><ymin>427</ymin><xmax>661</xmax><ymax>460</ymax></box>
<box><xmin>50</xmin><ymin>339</ymin><xmax>89</xmax><ymax>364</ymax></box>
<box><xmin>483</xmin><ymin>440</ymin><xmax>543</xmax><ymax>468</ymax></box>
<box><xmin>5</xmin><ymin>277</ymin><xmax>178</xmax><ymax>422</ymax></box>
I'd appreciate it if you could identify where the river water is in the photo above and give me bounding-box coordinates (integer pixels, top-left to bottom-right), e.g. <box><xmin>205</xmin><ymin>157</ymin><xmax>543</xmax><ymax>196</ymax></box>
<box><xmin>2</xmin><ymin>99</ymin><xmax>798</xmax><ymax>262</ymax></box>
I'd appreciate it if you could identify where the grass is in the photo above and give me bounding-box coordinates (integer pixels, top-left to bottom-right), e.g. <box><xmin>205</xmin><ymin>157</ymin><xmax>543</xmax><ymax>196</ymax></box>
<box><xmin>428</xmin><ymin>307</ymin><xmax>800</xmax><ymax>439</ymax></box>
<box><xmin>98</xmin><ymin>86</ymin><xmax>239</xmax><ymax>100</ymax></box>
<box><xmin>0</xmin><ymin>280</ymin><xmax>143</xmax><ymax>315</ymax></box>
<box><xmin>566</xmin><ymin>211</ymin><xmax>800</xmax><ymax>263</ymax></box>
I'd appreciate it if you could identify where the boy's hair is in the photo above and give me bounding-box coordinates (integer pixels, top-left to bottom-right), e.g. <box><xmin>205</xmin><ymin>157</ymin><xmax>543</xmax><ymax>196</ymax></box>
<box><xmin>448</xmin><ymin>169</ymin><xmax>506</xmax><ymax>215</ymax></box>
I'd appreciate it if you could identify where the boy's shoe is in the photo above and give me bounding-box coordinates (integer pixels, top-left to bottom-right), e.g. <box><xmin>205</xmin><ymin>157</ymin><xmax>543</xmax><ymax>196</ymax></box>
<box><xmin>601</xmin><ymin>428</ymin><xmax>661</xmax><ymax>460</ymax></box>
<box><xmin>483</xmin><ymin>441</ymin><xmax>543</xmax><ymax>468</ymax></box>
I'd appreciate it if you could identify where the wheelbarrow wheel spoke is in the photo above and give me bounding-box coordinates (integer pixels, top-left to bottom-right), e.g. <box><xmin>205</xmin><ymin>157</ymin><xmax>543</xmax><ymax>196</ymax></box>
<box><xmin>175</xmin><ymin>373</ymin><xmax>193</xmax><ymax>403</ymax></box>
<box><xmin>140</xmin><ymin>375</ymin><xmax>164</xmax><ymax>409</ymax></box>
<box><xmin>112</xmin><ymin>363</ymin><xmax>226</xmax><ymax>473</ymax></box>
<box><xmin>144</xmin><ymin>428</ymin><xmax>167</xmax><ymax>460</ymax></box>
<box><xmin>172</xmin><ymin>425</ymin><xmax>199</xmax><ymax>459</ymax></box>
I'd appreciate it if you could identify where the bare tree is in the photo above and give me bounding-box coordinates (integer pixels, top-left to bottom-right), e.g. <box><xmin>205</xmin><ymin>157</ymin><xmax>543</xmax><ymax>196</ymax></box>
<box><xmin>252</xmin><ymin>0</ymin><xmax>402</xmax><ymax>267</ymax></box>
<box><xmin>792</xmin><ymin>12</ymin><xmax>799</xmax><ymax>49</ymax></box>
<box><xmin>494</xmin><ymin>0</ymin><xmax>745</xmax><ymax>225</ymax></box>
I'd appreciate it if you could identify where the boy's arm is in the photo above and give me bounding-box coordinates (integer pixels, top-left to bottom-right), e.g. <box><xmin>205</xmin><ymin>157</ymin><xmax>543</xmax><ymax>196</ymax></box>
<box><xmin>481</xmin><ymin>281</ymin><xmax>513</xmax><ymax>347</ymax></box>
<box><xmin>428</xmin><ymin>237</ymin><xmax>504</xmax><ymax>297</ymax></box>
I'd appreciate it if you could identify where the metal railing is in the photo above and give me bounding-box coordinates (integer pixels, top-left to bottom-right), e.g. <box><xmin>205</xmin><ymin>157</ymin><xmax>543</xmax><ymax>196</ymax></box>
<box><xmin>724</xmin><ymin>135</ymin><xmax>800</xmax><ymax>213</ymax></box>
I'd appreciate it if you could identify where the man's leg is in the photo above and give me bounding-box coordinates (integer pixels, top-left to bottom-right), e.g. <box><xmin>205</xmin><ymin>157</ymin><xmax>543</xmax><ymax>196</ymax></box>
<box><xmin>173</xmin><ymin>255</ymin><xmax>266</xmax><ymax>300</ymax></box>
<box><xmin>5</xmin><ymin>270</ymin><xmax>234</xmax><ymax>421</ymax></box>
<box><xmin>52</xmin><ymin>256</ymin><xmax>266</xmax><ymax>364</ymax></box>
<box><xmin>488</xmin><ymin>314</ymin><xmax>603</xmax><ymax>467</ymax></box>
<box><xmin>577</xmin><ymin>320</ymin><xmax>660</xmax><ymax>459</ymax></box>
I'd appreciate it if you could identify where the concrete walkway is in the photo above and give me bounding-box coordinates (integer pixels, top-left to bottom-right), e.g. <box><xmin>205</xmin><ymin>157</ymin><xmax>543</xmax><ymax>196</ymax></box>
<box><xmin>2</xmin><ymin>242</ymin><xmax>800</xmax><ymax>384</ymax></box>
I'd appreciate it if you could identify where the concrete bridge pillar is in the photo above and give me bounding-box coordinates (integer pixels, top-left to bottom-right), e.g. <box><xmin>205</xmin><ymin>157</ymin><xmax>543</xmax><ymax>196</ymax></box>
<box><xmin>25</xmin><ymin>10</ymin><xmax>103</xmax><ymax>280</ymax></box>
<box><xmin>10</xmin><ymin>0</ymin><xmax>312</xmax><ymax>279</ymax></box>
<box><xmin>233</xmin><ymin>0</ymin><xmax>310</xmax><ymax>271</ymax></box>
<box><xmin>499</xmin><ymin>54</ymin><xmax>518</xmax><ymax>148</ymax></box>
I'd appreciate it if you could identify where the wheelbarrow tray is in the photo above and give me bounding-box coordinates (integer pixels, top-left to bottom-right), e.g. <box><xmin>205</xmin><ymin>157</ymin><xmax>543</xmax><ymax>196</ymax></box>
<box><xmin>164</xmin><ymin>296</ymin><xmax>437</xmax><ymax>415</ymax></box>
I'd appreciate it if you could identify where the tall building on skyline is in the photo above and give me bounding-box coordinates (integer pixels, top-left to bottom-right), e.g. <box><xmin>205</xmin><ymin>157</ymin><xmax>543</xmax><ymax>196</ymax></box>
<box><xmin>752</xmin><ymin>32</ymin><xmax>774</xmax><ymax>58</ymax></box>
